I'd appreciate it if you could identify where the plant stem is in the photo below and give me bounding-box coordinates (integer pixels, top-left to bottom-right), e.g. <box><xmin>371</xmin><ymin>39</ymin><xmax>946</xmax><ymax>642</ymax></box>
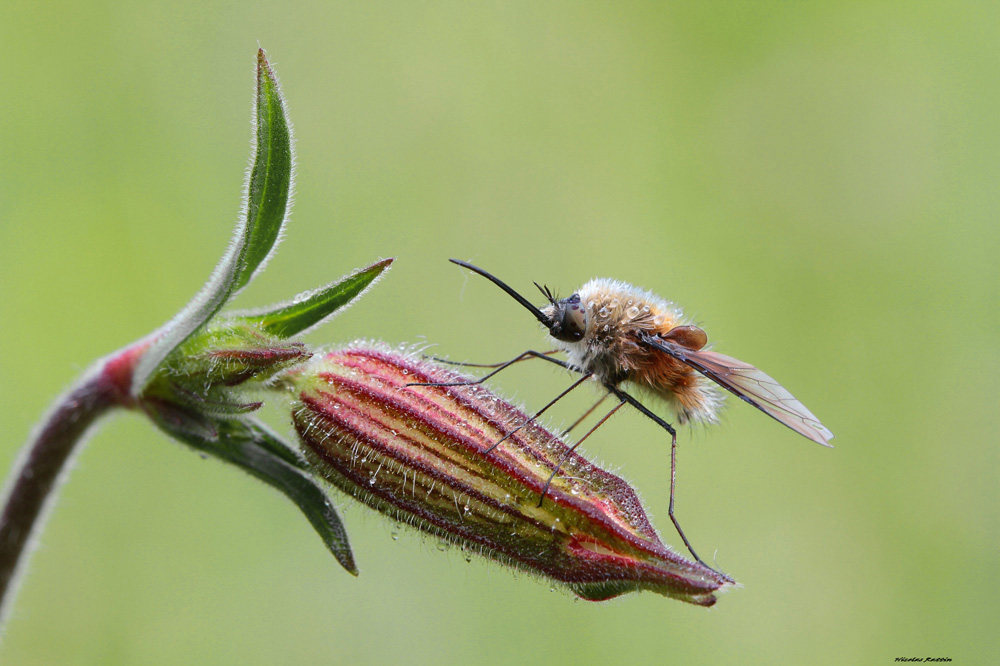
<box><xmin>0</xmin><ymin>345</ymin><xmax>141</xmax><ymax>627</ymax></box>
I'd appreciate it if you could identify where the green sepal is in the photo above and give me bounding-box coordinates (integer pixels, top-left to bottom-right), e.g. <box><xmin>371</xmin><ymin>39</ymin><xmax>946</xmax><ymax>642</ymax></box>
<box><xmin>132</xmin><ymin>49</ymin><xmax>293</xmax><ymax>394</ymax></box>
<box><xmin>148</xmin><ymin>410</ymin><xmax>357</xmax><ymax>575</ymax></box>
<box><xmin>161</xmin><ymin>382</ymin><xmax>264</xmax><ymax>417</ymax></box>
<box><xmin>235</xmin><ymin>258</ymin><xmax>393</xmax><ymax>339</ymax></box>
<box><xmin>170</xmin><ymin>320</ymin><xmax>311</xmax><ymax>388</ymax></box>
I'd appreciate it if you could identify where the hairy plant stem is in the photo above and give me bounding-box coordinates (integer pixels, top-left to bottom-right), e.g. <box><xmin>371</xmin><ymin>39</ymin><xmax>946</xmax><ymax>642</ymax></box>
<box><xmin>0</xmin><ymin>344</ymin><xmax>142</xmax><ymax>627</ymax></box>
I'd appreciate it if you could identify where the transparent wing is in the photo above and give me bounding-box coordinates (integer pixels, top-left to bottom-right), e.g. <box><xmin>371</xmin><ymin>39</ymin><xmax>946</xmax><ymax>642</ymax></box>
<box><xmin>640</xmin><ymin>333</ymin><xmax>834</xmax><ymax>447</ymax></box>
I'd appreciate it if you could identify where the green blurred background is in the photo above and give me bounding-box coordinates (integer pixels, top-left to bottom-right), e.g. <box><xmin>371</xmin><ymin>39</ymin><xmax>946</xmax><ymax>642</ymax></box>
<box><xmin>1</xmin><ymin>2</ymin><xmax>997</xmax><ymax>664</ymax></box>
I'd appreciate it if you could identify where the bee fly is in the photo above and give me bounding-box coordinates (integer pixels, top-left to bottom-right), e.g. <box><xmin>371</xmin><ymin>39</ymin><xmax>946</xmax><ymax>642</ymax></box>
<box><xmin>416</xmin><ymin>259</ymin><xmax>833</xmax><ymax>572</ymax></box>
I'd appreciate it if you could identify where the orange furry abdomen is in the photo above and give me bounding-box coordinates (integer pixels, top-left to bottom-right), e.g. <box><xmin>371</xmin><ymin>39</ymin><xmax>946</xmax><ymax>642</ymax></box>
<box><xmin>625</xmin><ymin>332</ymin><xmax>707</xmax><ymax>414</ymax></box>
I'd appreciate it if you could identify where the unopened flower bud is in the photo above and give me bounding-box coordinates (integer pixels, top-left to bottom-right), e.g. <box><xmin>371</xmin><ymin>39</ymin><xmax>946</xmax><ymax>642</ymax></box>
<box><xmin>172</xmin><ymin>320</ymin><xmax>311</xmax><ymax>388</ymax></box>
<box><xmin>289</xmin><ymin>344</ymin><xmax>733</xmax><ymax>606</ymax></box>
<box><xmin>136</xmin><ymin>321</ymin><xmax>311</xmax><ymax>439</ymax></box>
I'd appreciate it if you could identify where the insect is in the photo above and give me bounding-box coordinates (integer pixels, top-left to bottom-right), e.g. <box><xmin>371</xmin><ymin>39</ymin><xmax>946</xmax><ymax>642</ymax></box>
<box><xmin>424</xmin><ymin>259</ymin><xmax>833</xmax><ymax>572</ymax></box>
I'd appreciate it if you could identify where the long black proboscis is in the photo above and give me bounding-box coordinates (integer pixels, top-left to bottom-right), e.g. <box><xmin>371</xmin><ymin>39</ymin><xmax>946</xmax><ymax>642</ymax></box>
<box><xmin>450</xmin><ymin>259</ymin><xmax>550</xmax><ymax>327</ymax></box>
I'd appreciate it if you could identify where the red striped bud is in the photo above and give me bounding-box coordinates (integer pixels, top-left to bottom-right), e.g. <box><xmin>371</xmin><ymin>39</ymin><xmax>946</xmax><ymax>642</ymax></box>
<box><xmin>290</xmin><ymin>344</ymin><xmax>732</xmax><ymax>606</ymax></box>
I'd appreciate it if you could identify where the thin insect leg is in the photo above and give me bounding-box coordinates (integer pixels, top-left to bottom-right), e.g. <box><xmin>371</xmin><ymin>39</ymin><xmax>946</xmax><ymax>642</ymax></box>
<box><xmin>561</xmin><ymin>394</ymin><xmax>609</xmax><ymax>437</ymax></box>
<box><xmin>537</xmin><ymin>397</ymin><xmax>625</xmax><ymax>507</ymax></box>
<box><xmin>405</xmin><ymin>351</ymin><xmax>542</xmax><ymax>388</ymax></box>
<box><xmin>484</xmin><ymin>373</ymin><xmax>593</xmax><ymax>455</ymax></box>
<box><xmin>427</xmin><ymin>350</ymin><xmax>561</xmax><ymax>369</ymax></box>
<box><xmin>603</xmin><ymin>383</ymin><xmax>678</xmax><ymax>438</ymax></box>
<box><xmin>604</xmin><ymin>384</ymin><xmax>732</xmax><ymax>581</ymax></box>
<box><xmin>513</xmin><ymin>350</ymin><xmax>576</xmax><ymax>372</ymax></box>
<box><xmin>405</xmin><ymin>350</ymin><xmax>576</xmax><ymax>388</ymax></box>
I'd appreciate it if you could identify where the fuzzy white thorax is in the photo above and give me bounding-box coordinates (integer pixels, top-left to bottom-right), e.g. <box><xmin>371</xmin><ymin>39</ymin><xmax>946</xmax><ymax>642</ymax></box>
<box><xmin>544</xmin><ymin>278</ymin><xmax>724</xmax><ymax>425</ymax></box>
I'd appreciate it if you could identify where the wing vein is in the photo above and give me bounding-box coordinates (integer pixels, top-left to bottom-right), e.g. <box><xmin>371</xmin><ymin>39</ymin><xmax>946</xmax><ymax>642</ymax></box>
<box><xmin>639</xmin><ymin>332</ymin><xmax>833</xmax><ymax>447</ymax></box>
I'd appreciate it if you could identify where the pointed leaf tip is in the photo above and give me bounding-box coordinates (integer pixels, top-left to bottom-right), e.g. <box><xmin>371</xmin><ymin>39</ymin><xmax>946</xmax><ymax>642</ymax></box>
<box><xmin>237</xmin><ymin>257</ymin><xmax>394</xmax><ymax>339</ymax></box>
<box><xmin>235</xmin><ymin>49</ymin><xmax>293</xmax><ymax>293</ymax></box>
<box><xmin>132</xmin><ymin>50</ymin><xmax>294</xmax><ymax>393</ymax></box>
<box><xmin>153</xmin><ymin>415</ymin><xmax>357</xmax><ymax>575</ymax></box>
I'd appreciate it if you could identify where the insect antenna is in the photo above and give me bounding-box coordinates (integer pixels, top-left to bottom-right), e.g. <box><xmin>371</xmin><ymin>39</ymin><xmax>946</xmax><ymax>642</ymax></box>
<box><xmin>533</xmin><ymin>282</ymin><xmax>556</xmax><ymax>304</ymax></box>
<box><xmin>450</xmin><ymin>259</ymin><xmax>551</xmax><ymax>328</ymax></box>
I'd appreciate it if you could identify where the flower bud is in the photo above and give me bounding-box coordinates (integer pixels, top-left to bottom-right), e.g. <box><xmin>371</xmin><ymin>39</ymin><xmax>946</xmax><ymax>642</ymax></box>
<box><xmin>290</xmin><ymin>344</ymin><xmax>733</xmax><ymax>606</ymax></box>
<box><xmin>172</xmin><ymin>320</ymin><xmax>311</xmax><ymax>388</ymax></box>
<box><xmin>133</xmin><ymin>321</ymin><xmax>311</xmax><ymax>441</ymax></box>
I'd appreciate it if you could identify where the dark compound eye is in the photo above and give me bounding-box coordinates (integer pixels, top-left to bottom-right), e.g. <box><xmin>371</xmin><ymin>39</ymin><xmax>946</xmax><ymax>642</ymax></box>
<box><xmin>550</xmin><ymin>294</ymin><xmax>586</xmax><ymax>342</ymax></box>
